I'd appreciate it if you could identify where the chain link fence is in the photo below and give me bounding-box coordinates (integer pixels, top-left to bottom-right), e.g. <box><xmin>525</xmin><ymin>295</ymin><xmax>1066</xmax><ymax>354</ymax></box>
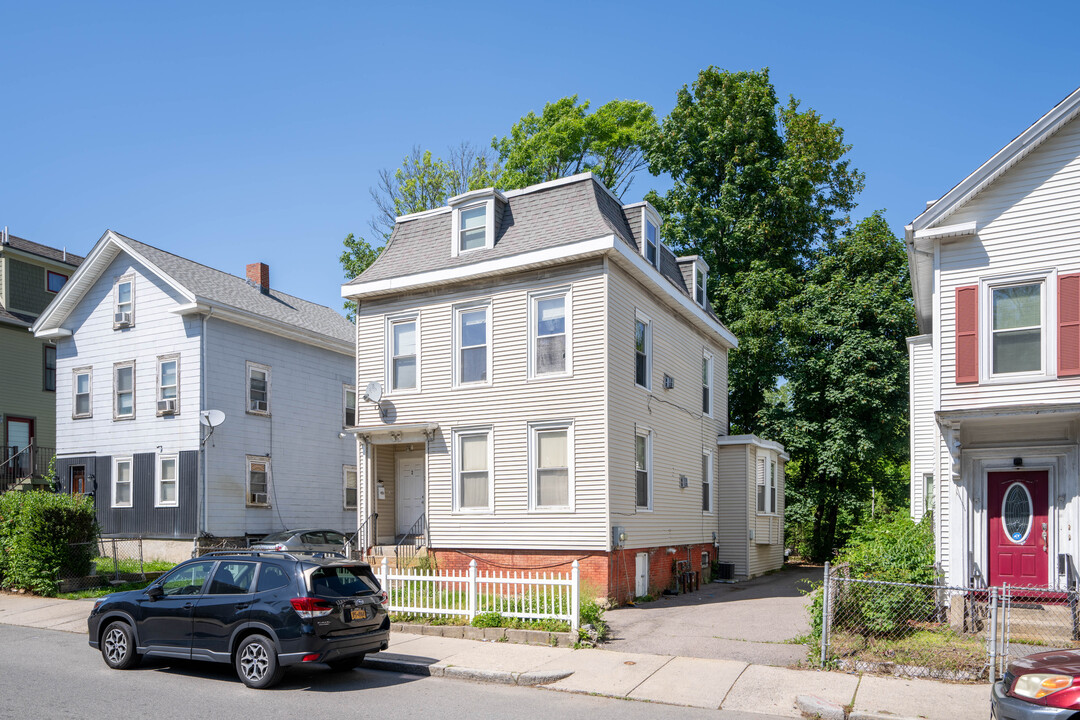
<box><xmin>818</xmin><ymin>563</ymin><xmax>1080</xmax><ymax>683</ymax></box>
<box><xmin>58</xmin><ymin>538</ymin><xmax>178</xmax><ymax>592</ymax></box>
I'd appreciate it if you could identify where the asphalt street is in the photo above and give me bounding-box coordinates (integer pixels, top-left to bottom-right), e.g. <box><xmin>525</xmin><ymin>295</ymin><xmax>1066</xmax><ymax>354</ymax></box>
<box><xmin>0</xmin><ymin>625</ymin><xmax>790</xmax><ymax>720</ymax></box>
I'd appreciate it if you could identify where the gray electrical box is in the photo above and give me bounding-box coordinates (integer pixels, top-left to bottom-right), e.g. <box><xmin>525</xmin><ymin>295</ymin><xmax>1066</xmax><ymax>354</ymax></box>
<box><xmin>612</xmin><ymin>526</ymin><xmax>627</xmax><ymax>548</ymax></box>
<box><xmin>679</xmin><ymin>475</ymin><xmax>689</xmax><ymax>488</ymax></box>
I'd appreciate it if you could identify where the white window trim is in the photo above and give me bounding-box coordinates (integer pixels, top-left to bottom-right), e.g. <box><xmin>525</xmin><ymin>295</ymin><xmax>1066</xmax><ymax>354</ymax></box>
<box><xmin>635</xmin><ymin>428</ymin><xmax>653</xmax><ymax>511</ymax></box>
<box><xmin>634</xmin><ymin>310</ymin><xmax>652</xmax><ymax>390</ymax></box>
<box><xmin>528</xmin><ymin>420</ymin><xmax>575</xmax><ymax>512</ymax></box>
<box><xmin>450</xmin><ymin>198</ymin><xmax>496</xmax><ymax>257</ymax></box>
<box><xmin>923</xmin><ymin>472</ymin><xmax>934</xmax><ymax>512</ymax></box>
<box><xmin>757</xmin><ymin>452</ymin><xmax>779</xmax><ymax>516</ymax></box>
<box><xmin>694</xmin><ymin>264</ymin><xmax>707</xmax><ymax>307</ymax></box>
<box><xmin>343</xmin><ymin>465</ymin><xmax>358</xmax><ymax>510</ymax></box>
<box><xmin>155</xmin><ymin>454</ymin><xmax>179</xmax><ymax>508</ymax></box>
<box><xmin>979</xmin><ymin>270</ymin><xmax>1056</xmax><ymax>384</ymax></box>
<box><xmin>385</xmin><ymin>312</ymin><xmax>421</xmax><ymax>395</ymax></box>
<box><xmin>72</xmin><ymin>366</ymin><xmax>93</xmax><ymax>419</ymax></box>
<box><xmin>343</xmin><ymin>385</ymin><xmax>357</xmax><ymax>427</ymax></box>
<box><xmin>112</xmin><ymin>457</ymin><xmax>133</xmax><ymax>509</ymax></box>
<box><xmin>246</xmin><ymin>361</ymin><xmax>272</xmax><ymax>415</ymax></box>
<box><xmin>113</xmin><ymin>360</ymin><xmax>135</xmax><ymax>421</ymax></box>
<box><xmin>451</xmin><ymin>426</ymin><xmax>494</xmax><ymax>514</ymax></box>
<box><xmin>642</xmin><ymin>207</ymin><xmax>660</xmax><ymax>268</ymax></box>
<box><xmin>156</xmin><ymin>354</ymin><xmax>180</xmax><ymax>415</ymax></box>
<box><xmin>453</xmin><ymin>300</ymin><xmax>493</xmax><ymax>389</ymax></box>
<box><xmin>702</xmin><ymin>449</ymin><xmax>714</xmax><ymax>514</ymax></box>
<box><xmin>528</xmin><ymin>288</ymin><xmax>573</xmax><ymax>380</ymax></box>
<box><xmin>114</xmin><ymin>274</ymin><xmax>135</xmax><ymax>328</ymax></box>
<box><xmin>702</xmin><ymin>350</ymin><xmax>714</xmax><ymax>418</ymax></box>
<box><xmin>246</xmin><ymin>455</ymin><xmax>271</xmax><ymax>508</ymax></box>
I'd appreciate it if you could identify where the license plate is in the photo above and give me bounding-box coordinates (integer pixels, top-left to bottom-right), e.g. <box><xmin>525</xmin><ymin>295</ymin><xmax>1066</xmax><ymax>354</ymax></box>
<box><xmin>349</xmin><ymin>607</ymin><xmax>368</xmax><ymax>621</ymax></box>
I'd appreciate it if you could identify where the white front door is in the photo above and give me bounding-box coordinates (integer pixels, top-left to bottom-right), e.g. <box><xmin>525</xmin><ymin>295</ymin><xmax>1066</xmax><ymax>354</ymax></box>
<box><xmin>395</xmin><ymin>456</ymin><xmax>425</xmax><ymax>536</ymax></box>
<box><xmin>635</xmin><ymin>553</ymin><xmax>649</xmax><ymax>597</ymax></box>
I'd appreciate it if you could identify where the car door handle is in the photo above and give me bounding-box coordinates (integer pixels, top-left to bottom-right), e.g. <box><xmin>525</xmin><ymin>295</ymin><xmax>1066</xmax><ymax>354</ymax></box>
<box><xmin>182</xmin><ymin>602</ymin><xmax>194</xmax><ymax>609</ymax></box>
<box><xmin>235</xmin><ymin>602</ymin><xmax>251</xmax><ymax>610</ymax></box>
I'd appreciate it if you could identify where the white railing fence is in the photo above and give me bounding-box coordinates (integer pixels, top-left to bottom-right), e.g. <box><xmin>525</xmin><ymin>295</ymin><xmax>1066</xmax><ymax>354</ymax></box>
<box><xmin>378</xmin><ymin>558</ymin><xmax>580</xmax><ymax>631</ymax></box>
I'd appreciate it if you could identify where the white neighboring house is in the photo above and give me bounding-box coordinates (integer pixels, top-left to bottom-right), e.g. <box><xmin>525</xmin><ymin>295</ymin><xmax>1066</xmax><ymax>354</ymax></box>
<box><xmin>33</xmin><ymin>230</ymin><xmax>358</xmax><ymax>553</ymax></box>
<box><xmin>907</xmin><ymin>87</ymin><xmax>1080</xmax><ymax>590</ymax></box>
<box><xmin>341</xmin><ymin>173</ymin><xmax>787</xmax><ymax>602</ymax></box>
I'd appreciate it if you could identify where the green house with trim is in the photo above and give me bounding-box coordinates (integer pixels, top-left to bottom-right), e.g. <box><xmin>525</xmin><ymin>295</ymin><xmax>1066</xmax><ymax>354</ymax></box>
<box><xmin>0</xmin><ymin>228</ymin><xmax>83</xmax><ymax>486</ymax></box>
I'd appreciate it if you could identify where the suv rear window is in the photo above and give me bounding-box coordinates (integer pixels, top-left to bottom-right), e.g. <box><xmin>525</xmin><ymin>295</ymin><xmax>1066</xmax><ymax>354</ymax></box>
<box><xmin>309</xmin><ymin>565</ymin><xmax>379</xmax><ymax>598</ymax></box>
<box><xmin>257</xmin><ymin>564</ymin><xmax>291</xmax><ymax>593</ymax></box>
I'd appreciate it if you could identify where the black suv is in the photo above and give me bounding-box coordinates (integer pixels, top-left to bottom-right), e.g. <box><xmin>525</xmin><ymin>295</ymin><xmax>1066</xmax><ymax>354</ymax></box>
<box><xmin>87</xmin><ymin>551</ymin><xmax>390</xmax><ymax>688</ymax></box>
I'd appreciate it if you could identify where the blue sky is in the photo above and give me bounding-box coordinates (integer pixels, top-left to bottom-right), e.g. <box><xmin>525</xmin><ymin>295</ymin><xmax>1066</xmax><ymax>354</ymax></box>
<box><xmin>3</xmin><ymin>1</ymin><xmax>1079</xmax><ymax>314</ymax></box>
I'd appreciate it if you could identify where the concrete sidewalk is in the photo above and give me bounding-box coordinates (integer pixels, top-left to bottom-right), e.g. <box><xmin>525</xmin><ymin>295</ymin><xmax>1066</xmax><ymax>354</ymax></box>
<box><xmin>0</xmin><ymin>592</ymin><xmax>989</xmax><ymax>719</ymax></box>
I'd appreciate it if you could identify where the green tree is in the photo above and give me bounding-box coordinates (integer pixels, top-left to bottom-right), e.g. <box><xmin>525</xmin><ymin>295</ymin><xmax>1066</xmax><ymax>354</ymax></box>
<box><xmin>494</xmin><ymin>96</ymin><xmax>657</xmax><ymax>197</ymax></box>
<box><xmin>764</xmin><ymin>212</ymin><xmax>916</xmax><ymax>561</ymax></box>
<box><xmin>339</xmin><ymin>233</ymin><xmax>382</xmax><ymax>321</ymax></box>
<box><xmin>643</xmin><ymin>67</ymin><xmax>864</xmax><ymax>434</ymax></box>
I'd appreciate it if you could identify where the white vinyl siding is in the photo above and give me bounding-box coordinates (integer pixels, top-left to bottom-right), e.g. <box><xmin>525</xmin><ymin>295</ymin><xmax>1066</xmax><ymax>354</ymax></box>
<box><xmin>113</xmin><ymin>457</ymin><xmax>132</xmax><ymax>508</ymax></box>
<box><xmin>908</xmin><ymin>336</ymin><xmax>936</xmax><ymax>521</ymax></box>
<box><xmin>156</xmin><ymin>455</ymin><xmax>178</xmax><ymax>507</ymax></box>
<box><xmin>354</xmin><ymin>261</ymin><xmax>609</xmax><ymax>551</ymax></box>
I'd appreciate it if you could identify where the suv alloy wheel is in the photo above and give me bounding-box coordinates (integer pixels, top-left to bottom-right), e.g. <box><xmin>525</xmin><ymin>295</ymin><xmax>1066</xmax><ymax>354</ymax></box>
<box><xmin>235</xmin><ymin>634</ymin><xmax>285</xmax><ymax>689</ymax></box>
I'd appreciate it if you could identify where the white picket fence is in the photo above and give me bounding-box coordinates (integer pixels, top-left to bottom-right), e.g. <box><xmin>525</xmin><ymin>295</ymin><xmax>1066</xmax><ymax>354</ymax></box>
<box><xmin>377</xmin><ymin>558</ymin><xmax>580</xmax><ymax>631</ymax></box>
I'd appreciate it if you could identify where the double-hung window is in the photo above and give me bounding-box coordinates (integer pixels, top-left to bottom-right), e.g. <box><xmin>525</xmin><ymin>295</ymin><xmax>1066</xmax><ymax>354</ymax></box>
<box><xmin>247</xmin><ymin>456</ymin><xmax>270</xmax><ymax>507</ymax></box>
<box><xmin>634</xmin><ymin>312</ymin><xmax>651</xmax><ymax>389</ymax></box>
<box><xmin>73</xmin><ymin>368</ymin><xmax>92</xmax><ymax>418</ymax></box>
<box><xmin>113</xmin><ymin>458</ymin><xmax>133</xmax><ymax>508</ymax></box>
<box><xmin>454</xmin><ymin>428</ymin><xmax>492</xmax><ymax>512</ymax></box>
<box><xmin>344</xmin><ymin>466</ymin><xmax>357</xmax><ymax>510</ymax></box>
<box><xmin>530</xmin><ymin>290</ymin><xmax>569</xmax><ymax>377</ymax></box>
<box><xmin>635</xmin><ymin>430</ymin><xmax>651</xmax><ymax>510</ymax></box>
<box><xmin>757</xmin><ymin>453</ymin><xmax>777</xmax><ymax>514</ymax></box>
<box><xmin>695</xmin><ymin>266</ymin><xmax>706</xmax><ymax>306</ymax></box>
<box><xmin>389</xmin><ymin>316</ymin><xmax>418</xmax><ymax>391</ymax></box>
<box><xmin>455</xmin><ymin>303</ymin><xmax>490</xmax><ymax>386</ymax></box>
<box><xmin>157</xmin><ymin>455</ymin><xmax>178</xmax><ymax>507</ymax></box>
<box><xmin>157</xmin><ymin>355</ymin><xmax>178</xmax><ymax>414</ymax></box>
<box><xmin>644</xmin><ymin>219</ymin><xmax>658</xmax><ymax>267</ymax></box>
<box><xmin>702</xmin><ymin>352</ymin><xmax>713</xmax><ymax>416</ymax></box>
<box><xmin>114</xmin><ymin>275</ymin><xmax>134</xmax><ymax>327</ymax></box>
<box><xmin>247</xmin><ymin>361</ymin><xmax>270</xmax><ymax>414</ymax></box>
<box><xmin>459</xmin><ymin>205</ymin><xmax>487</xmax><ymax>252</ymax></box>
<box><xmin>530</xmin><ymin>422</ymin><xmax>572</xmax><ymax>510</ymax></box>
<box><xmin>344</xmin><ymin>386</ymin><xmax>356</xmax><ymax>426</ymax></box>
<box><xmin>114</xmin><ymin>361</ymin><xmax>135</xmax><ymax>420</ymax></box>
<box><xmin>702</xmin><ymin>451</ymin><xmax>713</xmax><ymax>512</ymax></box>
<box><xmin>923</xmin><ymin>473</ymin><xmax>934</xmax><ymax>512</ymax></box>
<box><xmin>43</xmin><ymin>345</ymin><xmax>56</xmax><ymax>391</ymax></box>
<box><xmin>990</xmin><ymin>281</ymin><xmax>1044</xmax><ymax>376</ymax></box>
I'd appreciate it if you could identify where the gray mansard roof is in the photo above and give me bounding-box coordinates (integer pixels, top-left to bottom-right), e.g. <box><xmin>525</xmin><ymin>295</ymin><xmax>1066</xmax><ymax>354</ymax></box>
<box><xmin>345</xmin><ymin>173</ymin><xmax>719</xmax><ymax>322</ymax></box>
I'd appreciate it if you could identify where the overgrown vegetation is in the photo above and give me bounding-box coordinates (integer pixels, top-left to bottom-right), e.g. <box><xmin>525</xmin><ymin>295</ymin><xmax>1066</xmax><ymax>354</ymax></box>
<box><xmin>0</xmin><ymin>491</ymin><xmax>98</xmax><ymax>596</ymax></box>
<box><xmin>57</xmin><ymin>580</ymin><xmax>148</xmax><ymax>600</ymax></box>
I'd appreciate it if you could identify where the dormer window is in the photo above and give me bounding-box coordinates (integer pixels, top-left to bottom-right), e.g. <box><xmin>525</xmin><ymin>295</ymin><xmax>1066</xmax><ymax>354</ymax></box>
<box><xmin>695</xmin><ymin>266</ymin><xmax>706</xmax><ymax>306</ymax></box>
<box><xmin>449</xmin><ymin>188</ymin><xmax>504</xmax><ymax>257</ymax></box>
<box><xmin>645</xmin><ymin>219</ymin><xmax>658</xmax><ymax>267</ymax></box>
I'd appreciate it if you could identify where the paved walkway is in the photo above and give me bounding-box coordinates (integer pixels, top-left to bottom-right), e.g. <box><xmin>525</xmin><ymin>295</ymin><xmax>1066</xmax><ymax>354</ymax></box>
<box><xmin>0</xmin><ymin>592</ymin><xmax>990</xmax><ymax>719</ymax></box>
<box><xmin>604</xmin><ymin>565</ymin><xmax>820</xmax><ymax>665</ymax></box>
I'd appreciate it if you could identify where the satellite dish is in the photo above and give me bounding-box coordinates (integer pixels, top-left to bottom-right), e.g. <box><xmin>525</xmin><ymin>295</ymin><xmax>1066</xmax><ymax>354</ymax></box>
<box><xmin>363</xmin><ymin>381</ymin><xmax>383</xmax><ymax>404</ymax></box>
<box><xmin>200</xmin><ymin>409</ymin><xmax>226</xmax><ymax>427</ymax></box>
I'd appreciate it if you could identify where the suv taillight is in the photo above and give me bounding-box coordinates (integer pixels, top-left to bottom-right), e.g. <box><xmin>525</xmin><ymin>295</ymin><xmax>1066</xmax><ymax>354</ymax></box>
<box><xmin>378</xmin><ymin>590</ymin><xmax>388</xmax><ymax>607</ymax></box>
<box><xmin>290</xmin><ymin>597</ymin><xmax>335</xmax><ymax>619</ymax></box>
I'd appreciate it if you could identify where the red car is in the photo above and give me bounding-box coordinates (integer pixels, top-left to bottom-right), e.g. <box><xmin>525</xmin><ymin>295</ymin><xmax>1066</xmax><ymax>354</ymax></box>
<box><xmin>993</xmin><ymin>650</ymin><xmax>1080</xmax><ymax>719</ymax></box>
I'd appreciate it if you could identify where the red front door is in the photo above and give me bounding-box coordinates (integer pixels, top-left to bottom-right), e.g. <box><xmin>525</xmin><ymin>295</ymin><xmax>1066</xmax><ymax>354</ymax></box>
<box><xmin>988</xmin><ymin>470</ymin><xmax>1049</xmax><ymax>587</ymax></box>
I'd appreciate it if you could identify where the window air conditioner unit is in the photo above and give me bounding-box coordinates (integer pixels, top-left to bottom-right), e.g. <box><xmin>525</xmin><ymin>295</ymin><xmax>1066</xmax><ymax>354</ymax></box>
<box><xmin>157</xmin><ymin>399</ymin><xmax>177</xmax><ymax>414</ymax></box>
<box><xmin>114</xmin><ymin>312</ymin><xmax>132</xmax><ymax>326</ymax></box>
<box><xmin>663</xmin><ymin>374</ymin><xmax>675</xmax><ymax>390</ymax></box>
<box><xmin>252</xmin><ymin>400</ymin><xmax>268</xmax><ymax>412</ymax></box>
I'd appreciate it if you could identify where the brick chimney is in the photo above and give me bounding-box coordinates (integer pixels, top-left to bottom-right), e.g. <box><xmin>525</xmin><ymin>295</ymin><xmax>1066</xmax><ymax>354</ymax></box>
<box><xmin>246</xmin><ymin>262</ymin><xmax>270</xmax><ymax>292</ymax></box>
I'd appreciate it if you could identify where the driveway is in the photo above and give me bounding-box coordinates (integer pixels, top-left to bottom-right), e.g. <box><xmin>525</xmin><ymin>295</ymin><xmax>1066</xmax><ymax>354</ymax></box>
<box><xmin>602</xmin><ymin>564</ymin><xmax>820</xmax><ymax>666</ymax></box>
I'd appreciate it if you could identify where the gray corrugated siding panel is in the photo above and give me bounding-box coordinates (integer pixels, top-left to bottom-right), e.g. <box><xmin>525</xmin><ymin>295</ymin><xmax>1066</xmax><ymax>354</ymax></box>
<box><xmin>112</xmin><ymin>234</ymin><xmax>353</xmax><ymax>345</ymax></box>
<box><xmin>93</xmin><ymin>456</ymin><xmax>113</xmax><ymax>531</ymax></box>
<box><xmin>353</xmin><ymin>179</ymin><xmax>621</xmax><ymax>283</ymax></box>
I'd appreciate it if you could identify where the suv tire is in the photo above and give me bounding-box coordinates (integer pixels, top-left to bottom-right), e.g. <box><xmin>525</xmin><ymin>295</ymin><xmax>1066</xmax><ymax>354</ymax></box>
<box><xmin>327</xmin><ymin>654</ymin><xmax>365</xmax><ymax>671</ymax></box>
<box><xmin>101</xmin><ymin>621</ymin><xmax>140</xmax><ymax>670</ymax></box>
<box><xmin>235</xmin><ymin>634</ymin><xmax>285</xmax><ymax>689</ymax></box>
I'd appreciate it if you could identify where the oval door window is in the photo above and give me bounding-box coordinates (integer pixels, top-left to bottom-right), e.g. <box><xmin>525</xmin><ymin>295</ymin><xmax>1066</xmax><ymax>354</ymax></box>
<box><xmin>1002</xmin><ymin>482</ymin><xmax>1033</xmax><ymax>544</ymax></box>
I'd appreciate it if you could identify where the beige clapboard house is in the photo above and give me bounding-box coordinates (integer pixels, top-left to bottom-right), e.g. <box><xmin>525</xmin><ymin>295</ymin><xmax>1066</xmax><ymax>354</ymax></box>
<box><xmin>342</xmin><ymin>173</ymin><xmax>786</xmax><ymax>602</ymax></box>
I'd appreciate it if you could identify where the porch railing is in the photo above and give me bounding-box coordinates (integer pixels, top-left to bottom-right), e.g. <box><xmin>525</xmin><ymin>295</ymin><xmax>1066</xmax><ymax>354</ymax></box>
<box><xmin>393</xmin><ymin>513</ymin><xmax>427</xmax><ymax>567</ymax></box>
<box><xmin>344</xmin><ymin>512</ymin><xmax>378</xmax><ymax>559</ymax></box>
<box><xmin>0</xmin><ymin>442</ymin><xmax>54</xmax><ymax>493</ymax></box>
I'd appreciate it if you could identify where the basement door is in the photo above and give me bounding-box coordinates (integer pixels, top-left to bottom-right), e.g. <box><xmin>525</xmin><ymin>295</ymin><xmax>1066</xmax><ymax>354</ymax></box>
<box><xmin>988</xmin><ymin>470</ymin><xmax>1049</xmax><ymax>587</ymax></box>
<box><xmin>395</xmin><ymin>456</ymin><xmax>424</xmax><ymax>536</ymax></box>
<box><xmin>635</xmin><ymin>553</ymin><xmax>649</xmax><ymax>597</ymax></box>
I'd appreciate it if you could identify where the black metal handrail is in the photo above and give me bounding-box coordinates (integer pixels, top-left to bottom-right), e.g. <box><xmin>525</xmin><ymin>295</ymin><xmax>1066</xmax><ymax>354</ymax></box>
<box><xmin>393</xmin><ymin>513</ymin><xmax>427</xmax><ymax>567</ymax></box>
<box><xmin>0</xmin><ymin>442</ymin><xmax>54</xmax><ymax>492</ymax></box>
<box><xmin>344</xmin><ymin>512</ymin><xmax>378</xmax><ymax>559</ymax></box>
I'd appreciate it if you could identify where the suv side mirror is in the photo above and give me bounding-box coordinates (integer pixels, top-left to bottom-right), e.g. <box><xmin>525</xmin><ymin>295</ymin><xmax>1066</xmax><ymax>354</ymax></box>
<box><xmin>147</xmin><ymin>585</ymin><xmax>164</xmax><ymax>600</ymax></box>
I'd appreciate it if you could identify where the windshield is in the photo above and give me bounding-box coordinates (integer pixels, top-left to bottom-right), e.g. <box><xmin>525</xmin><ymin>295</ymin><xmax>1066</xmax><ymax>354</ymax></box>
<box><xmin>258</xmin><ymin>531</ymin><xmax>295</xmax><ymax>543</ymax></box>
<box><xmin>309</xmin><ymin>565</ymin><xmax>380</xmax><ymax>598</ymax></box>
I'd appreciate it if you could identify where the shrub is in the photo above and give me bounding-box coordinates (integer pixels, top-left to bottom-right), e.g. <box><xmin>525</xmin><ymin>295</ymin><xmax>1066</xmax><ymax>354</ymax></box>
<box><xmin>471</xmin><ymin>612</ymin><xmax>503</xmax><ymax>628</ymax></box>
<box><xmin>0</xmin><ymin>491</ymin><xmax>98</xmax><ymax>596</ymax></box>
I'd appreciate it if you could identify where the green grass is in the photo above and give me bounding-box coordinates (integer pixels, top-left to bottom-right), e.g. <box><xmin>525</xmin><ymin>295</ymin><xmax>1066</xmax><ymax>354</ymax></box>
<box><xmin>57</xmin><ymin>581</ymin><xmax>149</xmax><ymax>600</ymax></box>
<box><xmin>93</xmin><ymin>557</ymin><xmax>176</xmax><ymax>575</ymax></box>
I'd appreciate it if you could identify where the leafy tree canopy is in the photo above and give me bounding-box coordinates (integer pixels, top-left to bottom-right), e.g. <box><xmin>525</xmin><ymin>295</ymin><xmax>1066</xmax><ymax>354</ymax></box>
<box><xmin>493</xmin><ymin>96</ymin><xmax>657</xmax><ymax>198</ymax></box>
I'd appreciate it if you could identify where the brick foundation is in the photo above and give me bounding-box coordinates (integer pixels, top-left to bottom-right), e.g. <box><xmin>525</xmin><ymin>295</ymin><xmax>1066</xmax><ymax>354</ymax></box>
<box><xmin>431</xmin><ymin>543</ymin><xmax>717</xmax><ymax>605</ymax></box>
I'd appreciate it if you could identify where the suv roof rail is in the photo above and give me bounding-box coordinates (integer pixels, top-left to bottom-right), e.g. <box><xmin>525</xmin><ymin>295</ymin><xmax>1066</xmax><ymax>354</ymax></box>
<box><xmin>201</xmin><ymin>549</ymin><xmax>349</xmax><ymax>561</ymax></box>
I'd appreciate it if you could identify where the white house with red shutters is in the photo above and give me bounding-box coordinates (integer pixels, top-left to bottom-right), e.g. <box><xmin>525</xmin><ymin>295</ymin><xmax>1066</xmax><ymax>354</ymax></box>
<box><xmin>907</xmin><ymin>86</ymin><xmax>1080</xmax><ymax>591</ymax></box>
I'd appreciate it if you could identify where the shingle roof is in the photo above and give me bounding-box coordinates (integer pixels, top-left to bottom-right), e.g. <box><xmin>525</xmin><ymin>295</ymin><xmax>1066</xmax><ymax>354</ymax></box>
<box><xmin>113</xmin><ymin>233</ymin><xmax>355</xmax><ymax>345</ymax></box>
<box><xmin>0</xmin><ymin>300</ymin><xmax>32</xmax><ymax>327</ymax></box>
<box><xmin>2</xmin><ymin>234</ymin><xmax>84</xmax><ymax>267</ymax></box>
<box><xmin>347</xmin><ymin>174</ymin><xmax>720</xmax><ymax>321</ymax></box>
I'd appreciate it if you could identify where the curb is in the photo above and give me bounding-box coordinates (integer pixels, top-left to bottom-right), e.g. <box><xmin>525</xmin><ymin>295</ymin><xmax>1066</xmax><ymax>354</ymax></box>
<box><xmin>848</xmin><ymin>714</ymin><xmax>922</xmax><ymax>720</ymax></box>
<box><xmin>795</xmin><ymin>694</ymin><xmax>845</xmax><ymax>720</ymax></box>
<box><xmin>364</xmin><ymin>655</ymin><xmax>573</xmax><ymax>687</ymax></box>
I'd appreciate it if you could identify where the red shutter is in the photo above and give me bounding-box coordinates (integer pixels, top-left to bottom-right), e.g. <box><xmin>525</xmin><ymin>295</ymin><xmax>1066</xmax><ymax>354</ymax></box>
<box><xmin>955</xmin><ymin>286</ymin><xmax>979</xmax><ymax>384</ymax></box>
<box><xmin>1059</xmin><ymin>273</ymin><xmax>1080</xmax><ymax>376</ymax></box>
